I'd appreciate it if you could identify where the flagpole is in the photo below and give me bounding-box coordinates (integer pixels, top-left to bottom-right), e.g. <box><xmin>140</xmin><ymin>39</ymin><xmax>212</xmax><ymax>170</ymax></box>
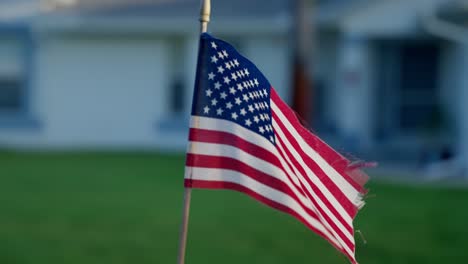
<box><xmin>176</xmin><ymin>1</ymin><xmax>211</xmax><ymax>264</ymax></box>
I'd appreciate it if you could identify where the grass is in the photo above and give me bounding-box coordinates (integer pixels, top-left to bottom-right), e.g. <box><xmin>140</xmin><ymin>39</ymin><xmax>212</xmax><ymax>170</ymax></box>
<box><xmin>1</xmin><ymin>152</ymin><xmax>467</xmax><ymax>264</ymax></box>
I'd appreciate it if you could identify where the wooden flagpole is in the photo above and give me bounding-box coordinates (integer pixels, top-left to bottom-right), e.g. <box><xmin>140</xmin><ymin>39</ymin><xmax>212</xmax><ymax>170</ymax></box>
<box><xmin>176</xmin><ymin>1</ymin><xmax>211</xmax><ymax>264</ymax></box>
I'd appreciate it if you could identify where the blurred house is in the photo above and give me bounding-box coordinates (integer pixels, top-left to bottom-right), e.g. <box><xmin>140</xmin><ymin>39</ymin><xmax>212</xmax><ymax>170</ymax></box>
<box><xmin>314</xmin><ymin>0</ymin><xmax>468</xmax><ymax>177</ymax></box>
<box><xmin>0</xmin><ymin>0</ymin><xmax>468</xmax><ymax>176</ymax></box>
<box><xmin>0</xmin><ymin>0</ymin><xmax>292</xmax><ymax>150</ymax></box>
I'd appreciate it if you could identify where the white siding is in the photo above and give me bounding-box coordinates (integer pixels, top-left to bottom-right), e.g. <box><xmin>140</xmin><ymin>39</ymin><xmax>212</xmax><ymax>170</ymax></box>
<box><xmin>439</xmin><ymin>43</ymin><xmax>458</xmax><ymax>136</ymax></box>
<box><xmin>0</xmin><ymin>36</ymin><xmax>23</xmax><ymax>76</ymax></box>
<box><xmin>334</xmin><ymin>34</ymin><xmax>376</xmax><ymax>149</ymax></box>
<box><xmin>454</xmin><ymin>44</ymin><xmax>468</xmax><ymax>172</ymax></box>
<box><xmin>341</xmin><ymin>0</ymin><xmax>445</xmax><ymax>36</ymax></box>
<box><xmin>0</xmin><ymin>34</ymin><xmax>172</xmax><ymax>149</ymax></box>
<box><xmin>0</xmin><ymin>31</ymin><xmax>291</xmax><ymax>151</ymax></box>
<box><xmin>315</xmin><ymin>32</ymin><xmax>339</xmax><ymax>131</ymax></box>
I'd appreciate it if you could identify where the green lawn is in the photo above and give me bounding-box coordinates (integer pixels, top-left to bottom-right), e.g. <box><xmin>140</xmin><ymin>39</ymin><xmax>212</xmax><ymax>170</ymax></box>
<box><xmin>1</xmin><ymin>152</ymin><xmax>467</xmax><ymax>264</ymax></box>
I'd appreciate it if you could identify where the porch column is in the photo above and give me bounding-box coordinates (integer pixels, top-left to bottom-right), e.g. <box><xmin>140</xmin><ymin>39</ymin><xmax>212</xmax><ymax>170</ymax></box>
<box><xmin>457</xmin><ymin>44</ymin><xmax>468</xmax><ymax>175</ymax></box>
<box><xmin>335</xmin><ymin>33</ymin><xmax>375</xmax><ymax>152</ymax></box>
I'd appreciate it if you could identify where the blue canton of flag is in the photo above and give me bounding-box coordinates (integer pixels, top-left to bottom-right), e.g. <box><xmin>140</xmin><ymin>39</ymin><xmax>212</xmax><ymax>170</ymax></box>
<box><xmin>191</xmin><ymin>33</ymin><xmax>275</xmax><ymax>144</ymax></box>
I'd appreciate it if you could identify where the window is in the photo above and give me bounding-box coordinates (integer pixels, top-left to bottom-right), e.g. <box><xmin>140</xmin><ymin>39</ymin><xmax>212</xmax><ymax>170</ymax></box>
<box><xmin>168</xmin><ymin>38</ymin><xmax>187</xmax><ymax>115</ymax></box>
<box><xmin>158</xmin><ymin>37</ymin><xmax>189</xmax><ymax>133</ymax></box>
<box><xmin>376</xmin><ymin>41</ymin><xmax>441</xmax><ymax>138</ymax></box>
<box><xmin>0</xmin><ymin>79</ymin><xmax>22</xmax><ymax>110</ymax></box>
<box><xmin>0</xmin><ymin>26</ymin><xmax>38</xmax><ymax>128</ymax></box>
<box><xmin>399</xmin><ymin>43</ymin><xmax>440</xmax><ymax>130</ymax></box>
<box><xmin>169</xmin><ymin>76</ymin><xmax>185</xmax><ymax>114</ymax></box>
<box><xmin>0</xmin><ymin>32</ymin><xmax>25</xmax><ymax>111</ymax></box>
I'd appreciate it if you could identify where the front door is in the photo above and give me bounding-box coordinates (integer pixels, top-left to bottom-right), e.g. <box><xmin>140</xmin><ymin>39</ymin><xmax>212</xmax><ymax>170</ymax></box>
<box><xmin>376</xmin><ymin>41</ymin><xmax>441</xmax><ymax>140</ymax></box>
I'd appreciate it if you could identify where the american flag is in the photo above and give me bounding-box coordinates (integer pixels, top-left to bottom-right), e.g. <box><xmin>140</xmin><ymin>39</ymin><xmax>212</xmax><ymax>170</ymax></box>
<box><xmin>185</xmin><ymin>33</ymin><xmax>369</xmax><ymax>264</ymax></box>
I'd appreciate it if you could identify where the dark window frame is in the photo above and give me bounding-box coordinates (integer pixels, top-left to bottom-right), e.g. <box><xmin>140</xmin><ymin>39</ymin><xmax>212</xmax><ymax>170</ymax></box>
<box><xmin>0</xmin><ymin>78</ymin><xmax>22</xmax><ymax>111</ymax></box>
<box><xmin>0</xmin><ymin>24</ymin><xmax>40</xmax><ymax>129</ymax></box>
<box><xmin>375</xmin><ymin>39</ymin><xmax>442</xmax><ymax>139</ymax></box>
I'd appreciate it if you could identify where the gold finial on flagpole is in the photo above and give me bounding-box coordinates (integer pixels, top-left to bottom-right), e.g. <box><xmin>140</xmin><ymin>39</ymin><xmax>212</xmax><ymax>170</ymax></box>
<box><xmin>199</xmin><ymin>0</ymin><xmax>211</xmax><ymax>33</ymax></box>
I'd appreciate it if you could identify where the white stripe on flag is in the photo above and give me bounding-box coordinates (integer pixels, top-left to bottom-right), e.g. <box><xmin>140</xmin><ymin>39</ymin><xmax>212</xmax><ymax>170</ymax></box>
<box><xmin>271</xmin><ymin>101</ymin><xmax>362</xmax><ymax>206</ymax></box>
<box><xmin>190</xmin><ymin>116</ymin><xmax>276</xmax><ymax>153</ymax></box>
<box><xmin>185</xmin><ymin>166</ymin><xmax>342</xmax><ymax>248</ymax></box>
<box><xmin>189</xmin><ymin>116</ymin><xmax>356</xmax><ymax>257</ymax></box>
<box><xmin>273</xmin><ymin>119</ymin><xmax>355</xmax><ymax>231</ymax></box>
<box><xmin>273</xmin><ymin>135</ymin><xmax>356</xmax><ymax>255</ymax></box>
<box><xmin>188</xmin><ymin>141</ymin><xmax>304</xmax><ymax>193</ymax></box>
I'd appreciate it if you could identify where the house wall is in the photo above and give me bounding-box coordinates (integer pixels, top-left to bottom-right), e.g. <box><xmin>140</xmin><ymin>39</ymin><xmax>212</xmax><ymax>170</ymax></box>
<box><xmin>454</xmin><ymin>44</ymin><xmax>468</xmax><ymax>172</ymax></box>
<box><xmin>41</xmin><ymin>35</ymin><xmax>171</xmax><ymax>148</ymax></box>
<box><xmin>0</xmin><ymin>31</ymin><xmax>292</xmax><ymax>151</ymax></box>
<box><xmin>334</xmin><ymin>34</ymin><xmax>376</xmax><ymax>151</ymax></box>
<box><xmin>439</xmin><ymin>42</ymin><xmax>459</xmax><ymax>138</ymax></box>
<box><xmin>0</xmin><ymin>36</ymin><xmax>22</xmax><ymax>76</ymax></box>
<box><xmin>0</xmin><ymin>33</ymin><xmax>172</xmax><ymax>149</ymax></box>
<box><xmin>315</xmin><ymin>32</ymin><xmax>339</xmax><ymax>132</ymax></box>
<box><xmin>341</xmin><ymin>0</ymin><xmax>445</xmax><ymax>37</ymax></box>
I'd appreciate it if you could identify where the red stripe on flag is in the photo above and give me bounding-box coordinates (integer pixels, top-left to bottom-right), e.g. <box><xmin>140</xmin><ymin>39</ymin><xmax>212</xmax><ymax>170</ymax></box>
<box><xmin>272</xmin><ymin>110</ymin><xmax>359</xmax><ymax>218</ymax></box>
<box><xmin>186</xmin><ymin>153</ymin><xmax>320</xmax><ymax>221</ymax></box>
<box><xmin>187</xmin><ymin>129</ymin><xmax>355</xmax><ymax>254</ymax></box>
<box><xmin>273</xmin><ymin>142</ymin><xmax>356</xmax><ymax>252</ymax></box>
<box><xmin>274</xmin><ymin>134</ymin><xmax>355</xmax><ymax>237</ymax></box>
<box><xmin>184</xmin><ymin>179</ymin><xmax>346</xmax><ymax>254</ymax></box>
<box><xmin>271</xmin><ymin>89</ymin><xmax>366</xmax><ymax>194</ymax></box>
<box><xmin>188</xmin><ymin>128</ymin><xmax>306</xmax><ymax>196</ymax></box>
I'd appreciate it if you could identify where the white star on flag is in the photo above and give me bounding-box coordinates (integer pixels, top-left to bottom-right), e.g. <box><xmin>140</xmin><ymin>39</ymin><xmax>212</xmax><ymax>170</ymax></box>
<box><xmin>231</xmin><ymin>73</ymin><xmax>238</xmax><ymax>81</ymax></box>
<box><xmin>218</xmin><ymin>52</ymin><xmax>225</xmax><ymax>59</ymax></box>
<box><xmin>231</xmin><ymin>112</ymin><xmax>238</xmax><ymax>120</ymax></box>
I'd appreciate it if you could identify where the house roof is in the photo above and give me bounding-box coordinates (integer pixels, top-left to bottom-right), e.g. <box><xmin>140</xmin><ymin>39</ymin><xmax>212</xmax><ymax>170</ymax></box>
<box><xmin>55</xmin><ymin>0</ymin><xmax>291</xmax><ymax>20</ymax></box>
<box><xmin>0</xmin><ymin>0</ymin><xmax>39</xmax><ymax>23</ymax></box>
<box><xmin>0</xmin><ymin>0</ymin><xmax>363</xmax><ymax>29</ymax></box>
<box><xmin>6</xmin><ymin>0</ymin><xmax>428</xmax><ymax>36</ymax></box>
<box><xmin>31</xmin><ymin>0</ymin><xmax>295</xmax><ymax>35</ymax></box>
<box><xmin>317</xmin><ymin>0</ymin><xmax>467</xmax><ymax>37</ymax></box>
<box><xmin>316</xmin><ymin>0</ymin><xmax>376</xmax><ymax>28</ymax></box>
<box><xmin>438</xmin><ymin>0</ymin><xmax>468</xmax><ymax>26</ymax></box>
